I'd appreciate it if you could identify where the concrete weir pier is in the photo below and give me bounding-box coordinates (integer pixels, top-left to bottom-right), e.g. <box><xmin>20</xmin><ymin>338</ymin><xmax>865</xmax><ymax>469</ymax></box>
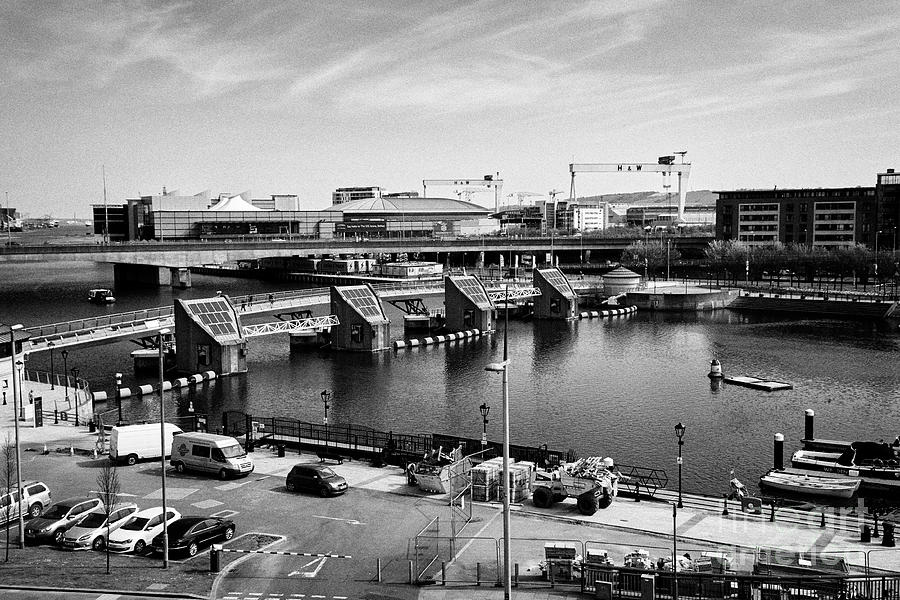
<box><xmin>627</xmin><ymin>282</ymin><xmax>740</xmax><ymax>311</ymax></box>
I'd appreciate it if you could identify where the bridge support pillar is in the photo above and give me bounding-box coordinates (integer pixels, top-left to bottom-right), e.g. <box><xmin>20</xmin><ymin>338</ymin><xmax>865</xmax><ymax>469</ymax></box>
<box><xmin>170</xmin><ymin>267</ymin><xmax>192</xmax><ymax>289</ymax></box>
<box><xmin>114</xmin><ymin>263</ymin><xmax>173</xmax><ymax>287</ymax></box>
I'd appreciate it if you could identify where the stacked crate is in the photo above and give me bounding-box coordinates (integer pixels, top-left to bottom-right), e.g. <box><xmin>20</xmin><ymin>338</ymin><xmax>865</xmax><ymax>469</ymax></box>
<box><xmin>471</xmin><ymin>462</ymin><xmax>500</xmax><ymax>502</ymax></box>
<box><xmin>503</xmin><ymin>461</ymin><xmax>534</xmax><ymax>503</ymax></box>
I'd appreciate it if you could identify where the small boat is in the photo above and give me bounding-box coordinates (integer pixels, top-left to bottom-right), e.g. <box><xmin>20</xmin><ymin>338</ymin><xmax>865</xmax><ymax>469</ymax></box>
<box><xmin>87</xmin><ymin>288</ymin><xmax>116</xmax><ymax>304</ymax></box>
<box><xmin>759</xmin><ymin>469</ymin><xmax>861</xmax><ymax>499</ymax></box>
<box><xmin>791</xmin><ymin>440</ymin><xmax>900</xmax><ymax>491</ymax></box>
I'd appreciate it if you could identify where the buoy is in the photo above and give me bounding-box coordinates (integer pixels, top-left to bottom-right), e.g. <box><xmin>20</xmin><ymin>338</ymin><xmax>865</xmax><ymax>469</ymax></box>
<box><xmin>42</xmin><ymin>444</ymin><xmax>48</xmax><ymax>455</ymax></box>
<box><xmin>92</xmin><ymin>448</ymin><xmax>97</xmax><ymax>459</ymax></box>
<box><xmin>69</xmin><ymin>446</ymin><xmax>74</xmax><ymax>456</ymax></box>
<box><xmin>708</xmin><ymin>359</ymin><xmax>724</xmax><ymax>379</ymax></box>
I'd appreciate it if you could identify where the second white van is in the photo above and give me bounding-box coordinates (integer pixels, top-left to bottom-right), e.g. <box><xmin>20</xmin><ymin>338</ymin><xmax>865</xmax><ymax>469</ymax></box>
<box><xmin>170</xmin><ymin>432</ymin><xmax>254</xmax><ymax>479</ymax></box>
<box><xmin>110</xmin><ymin>423</ymin><xmax>183</xmax><ymax>466</ymax></box>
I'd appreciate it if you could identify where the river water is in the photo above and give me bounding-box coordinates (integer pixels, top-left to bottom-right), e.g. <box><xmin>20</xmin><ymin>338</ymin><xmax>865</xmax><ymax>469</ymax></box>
<box><xmin>2</xmin><ymin>260</ymin><xmax>899</xmax><ymax>499</ymax></box>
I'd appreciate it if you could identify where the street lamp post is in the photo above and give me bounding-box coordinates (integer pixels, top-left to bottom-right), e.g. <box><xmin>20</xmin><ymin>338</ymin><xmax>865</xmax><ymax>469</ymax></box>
<box><xmin>61</xmin><ymin>349</ymin><xmax>69</xmax><ymax>405</ymax></box>
<box><xmin>115</xmin><ymin>372</ymin><xmax>123</xmax><ymax>424</ymax></box>
<box><xmin>321</xmin><ymin>390</ymin><xmax>331</xmax><ymax>449</ymax></box>
<box><xmin>479</xmin><ymin>403</ymin><xmax>490</xmax><ymax>450</ymax></box>
<box><xmin>71</xmin><ymin>367</ymin><xmax>79</xmax><ymax>426</ymax></box>
<box><xmin>48</xmin><ymin>341</ymin><xmax>55</xmax><ymax>389</ymax></box>
<box><xmin>485</xmin><ymin>287</ymin><xmax>511</xmax><ymax>600</ymax></box>
<box><xmin>8</xmin><ymin>323</ymin><xmax>25</xmax><ymax>548</ymax></box>
<box><xmin>675</xmin><ymin>422</ymin><xmax>685</xmax><ymax>508</ymax></box>
<box><xmin>158</xmin><ymin>328</ymin><xmax>170</xmax><ymax>568</ymax></box>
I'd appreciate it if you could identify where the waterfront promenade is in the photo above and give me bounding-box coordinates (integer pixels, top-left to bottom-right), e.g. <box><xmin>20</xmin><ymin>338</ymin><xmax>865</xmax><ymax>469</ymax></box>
<box><xmin>2</xmin><ymin>379</ymin><xmax>899</xmax><ymax>600</ymax></box>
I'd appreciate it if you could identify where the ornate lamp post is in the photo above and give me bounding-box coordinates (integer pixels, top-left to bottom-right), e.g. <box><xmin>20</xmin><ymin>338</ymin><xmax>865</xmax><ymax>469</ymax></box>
<box><xmin>47</xmin><ymin>341</ymin><xmax>55</xmax><ymax>389</ymax></box>
<box><xmin>321</xmin><ymin>389</ymin><xmax>331</xmax><ymax>449</ymax></box>
<box><xmin>479</xmin><ymin>403</ymin><xmax>490</xmax><ymax>450</ymax></box>
<box><xmin>675</xmin><ymin>422</ymin><xmax>686</xmax><ymax>508</ymax></box>
<box><xmin>61</xmin><ymin>349</ymin><xmax>69</xmax><ymax>404</ymax></box>
<box><xmin>115</xmin><ymin>372</ymin><xmax>123</xmax><ymax>424</ymax></box>
<box><xmin>71</xmin><ymin>367</ymin><xmax>80</xmax><ymax>426</ymax></box>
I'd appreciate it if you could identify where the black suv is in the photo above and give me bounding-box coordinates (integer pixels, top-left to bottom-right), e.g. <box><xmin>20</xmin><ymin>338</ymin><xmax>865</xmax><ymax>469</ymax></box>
<box><xmin>286</xmin><ymin>464</ymin><xmax>348</xmax><ymax>497</ymax></box>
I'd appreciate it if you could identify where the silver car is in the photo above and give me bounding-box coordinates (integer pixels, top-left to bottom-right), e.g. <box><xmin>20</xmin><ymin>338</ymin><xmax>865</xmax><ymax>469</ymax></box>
<box><xmin>61</xmin><ymin>503</ymin><xmax>139</xmax><ymax>550</ymax></box>
<box><xmin>23</xmin><ymin>497</ymin><xmax>103</xmax><ymax>545</ymax></box>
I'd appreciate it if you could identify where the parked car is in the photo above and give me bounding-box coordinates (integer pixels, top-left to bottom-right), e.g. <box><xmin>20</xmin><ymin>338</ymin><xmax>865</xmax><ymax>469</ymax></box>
<box><xmin>285</xmin><ymin>463</ymin><xmax>348</xmax><ymax>497</ymax></box>
<box><xmin>152</xmin><ymin>516</ymin><xmax>235</xmax><ymax>557</ymax></box>
<box><xmin>23</xmin><ymin>497</ymin><xmax>103</xmax><ymax>545</ymax></box>
<box><xmin>61</xmin><ymin>503</ymin><xmax>139</xmax><ymax>550</ymax></box>
<box><xmin>0</xmin><ymin>481</ymin><xmax>51</xmax><ymax>524</ymax></box>
<box><xmin>107</xmin><ymin>507</ymin><xmax>181</xmax><ymax>554</ymax></box>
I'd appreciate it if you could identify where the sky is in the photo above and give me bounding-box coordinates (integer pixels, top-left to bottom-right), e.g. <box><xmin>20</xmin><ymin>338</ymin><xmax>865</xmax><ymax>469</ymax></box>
<box><xmin>2</xmin><ymin>1</ymin><xmax>899</xmax><ymax>218</ymax></box>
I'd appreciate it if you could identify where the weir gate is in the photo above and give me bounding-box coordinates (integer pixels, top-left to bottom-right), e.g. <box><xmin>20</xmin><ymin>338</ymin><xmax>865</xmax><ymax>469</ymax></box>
<box><xmin>18</xmin><ymin>269</ymin><xmax>589</xmax><ymax>375</ymax></box>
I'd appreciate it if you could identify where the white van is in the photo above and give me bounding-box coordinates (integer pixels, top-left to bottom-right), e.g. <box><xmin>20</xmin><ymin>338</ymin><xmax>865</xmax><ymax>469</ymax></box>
<box><xmin>170</xmin><ymin>432</ymin><xmax>254</xmax><ymax>480</ymax></box>
<box><xmin>110</xmin><ymin>423</ymin><xmax>183</xmax><ymax>466</ymax></box>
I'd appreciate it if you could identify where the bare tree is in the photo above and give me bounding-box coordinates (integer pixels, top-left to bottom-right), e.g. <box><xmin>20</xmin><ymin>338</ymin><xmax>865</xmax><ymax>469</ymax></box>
<box><xmin>2</xmin><ymin>433</ymin><xmax>16</xmax><ymax>562</ymax></box>
<box><xmin>95</xmin><ymin>459</ymin><xmax>120</xmax><ymax>574</ymax></box>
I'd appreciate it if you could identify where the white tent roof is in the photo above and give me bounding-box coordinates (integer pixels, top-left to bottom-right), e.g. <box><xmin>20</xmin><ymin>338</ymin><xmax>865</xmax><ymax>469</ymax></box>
<box><xmin>208</xmin><ymin>194</ymin><xmax>262</xmax><ymax>211</ymax></box>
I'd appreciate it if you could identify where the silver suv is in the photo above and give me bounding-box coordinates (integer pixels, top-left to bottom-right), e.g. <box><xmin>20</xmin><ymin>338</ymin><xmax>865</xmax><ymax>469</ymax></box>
<box><xmin>0</xmin><ymin>481</ymin><xmax>52</xmax><ymax>524</ymax></box>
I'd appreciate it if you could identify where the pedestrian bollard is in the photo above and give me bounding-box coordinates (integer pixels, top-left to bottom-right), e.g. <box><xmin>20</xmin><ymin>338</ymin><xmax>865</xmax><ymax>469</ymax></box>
<box><xmin>882</xmin><ymin>522</ymin><xmax>896</xmax><ymax>548</ymax></box>
<box><xmin>820</xmin><ymin>512</ymin><xmax>826</xmax><ymax>528</ymax></box>
<box><xmin>210</xmin><ymin>544</ymin><xmax>221</xmax><ymax>572</ymax></box>
<box><xmin>722</xmin><ymin>494</ymin><xmax>729</xmax><ymax>516</ymax></box>
<box><xmin>861</xmin><ymin>524</ymin><xmax>872</xmax><ymax>543</ymax></box>
<box><xmin>770</xmin><ymin>502</ymin><xmax>776</xmax><ymax>522</ymax></box>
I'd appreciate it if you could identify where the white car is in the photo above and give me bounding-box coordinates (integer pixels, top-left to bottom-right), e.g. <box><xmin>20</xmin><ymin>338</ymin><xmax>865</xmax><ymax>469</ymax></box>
<box><xmin>107</xmin><ymin>507</ymin><xmax>181</xmax><ymax>554</ymax></box>
<box><xmin>61</xmin><ymin>503</ymin><xmax>139</xmax><ymax>551</ymax></box>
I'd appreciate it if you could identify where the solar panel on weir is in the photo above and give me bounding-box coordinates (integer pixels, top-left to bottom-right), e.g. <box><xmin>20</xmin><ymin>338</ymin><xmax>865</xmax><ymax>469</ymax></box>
<box><xmin>453</xmin><ymin>277</ymin><xmax>491</xmax><ymax>308</ymax></box>
<box><xmin>338</xmin><ymin>286</ymin><xmax>384</xmax><ymax>321</ymax></box>
<box><xmin>186</xmin><ymin>298</ymin><xmax>239</xmax><ymax>338</ymax></box>
<box><xmin>539</xmin><ymin>268</ymin><xmax>574</xmax><ymax>296</ymax></box>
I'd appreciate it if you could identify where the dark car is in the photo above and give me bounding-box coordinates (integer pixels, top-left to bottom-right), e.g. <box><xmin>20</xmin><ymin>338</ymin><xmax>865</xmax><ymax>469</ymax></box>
<box><xmin>24</xmin><ymin>497</ymin><xmax>103</xmax><ymax>545</ymax></box>
<box><xmin>151</xmin><ymin>516</ymin><xmax>235</xmax><ymax>557</ymax></box>
<box><xmin>286</xmin><ymin>463</ymin><xmax>348</xmax><ymax>497</ymax></box>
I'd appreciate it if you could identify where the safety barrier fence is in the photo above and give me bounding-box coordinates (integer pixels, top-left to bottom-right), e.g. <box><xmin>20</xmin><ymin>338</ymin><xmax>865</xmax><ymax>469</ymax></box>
<box><xmin>401</xmin><ymin>533</ymin><xmax>900</xmax><ymax>599</ymax></box>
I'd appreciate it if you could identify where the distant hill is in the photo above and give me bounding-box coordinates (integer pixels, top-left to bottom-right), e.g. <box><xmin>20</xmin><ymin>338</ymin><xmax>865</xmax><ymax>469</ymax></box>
<box><xmin>576</xmin><ymin>190</ymin><xmax>716</xmax><ymax>206</ymax></box>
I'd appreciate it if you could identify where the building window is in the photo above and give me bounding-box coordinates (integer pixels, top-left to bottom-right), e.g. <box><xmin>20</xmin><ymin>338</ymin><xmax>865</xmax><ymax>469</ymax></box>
<box><xmin>350</xmin><ymin>324</ymin><xmax>363</xmax><ymax>343</ymax></box>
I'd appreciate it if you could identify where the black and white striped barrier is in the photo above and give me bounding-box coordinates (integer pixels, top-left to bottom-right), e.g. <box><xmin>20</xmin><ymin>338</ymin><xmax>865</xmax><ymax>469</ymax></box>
<box><xmin>117</xmin><ymin>370</ymin><xmax>219</xmax><ymax>399</ymax></box>
<box><xmin>210</xmin><ymin>544</ymin><xmax>351</xmax><ymax>573</ymax></box>
<box><xmin>579</xmin><ymin>305</ymin><xmax>637</xmax><ymax>319</ymax></box>
<box><xmin>393</xmin><ymin>329</ymin><xmax>483</xmax><ymax>350</ymax></box>
<box><xmin>216</xmin><ymin>547</ymin><xmax>351</xmax><ymax>558</ymax></box>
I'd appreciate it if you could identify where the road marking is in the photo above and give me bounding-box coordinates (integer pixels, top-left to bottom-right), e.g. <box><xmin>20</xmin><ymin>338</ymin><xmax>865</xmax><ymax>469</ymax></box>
<box><xmin>311</xmin><ymin>515</ymin><xmax>365</xmax><ymax>525</ymax></box>
<box><xmin>96</xmin><ymin>595</ymin><xmax>120</xmax><ymax>600</ymax></box>
<box><xmin>211</xmin><ymin>509</ymin><xmax>239</xmax><ymax>518</ymax></box>
<box><xmin>144</xmin><ymin>487</ymin><xmax>198</xmax><ymax>500</ymax></box>
<box><xmin>193</xmin><ymin>499</ymin><xmax>224</xmax><ymax>509</ymax></box>
<box><xmin>288</xmin><ymin>550</ymin><xmax>335</xmax><ymax>578</ymax></box>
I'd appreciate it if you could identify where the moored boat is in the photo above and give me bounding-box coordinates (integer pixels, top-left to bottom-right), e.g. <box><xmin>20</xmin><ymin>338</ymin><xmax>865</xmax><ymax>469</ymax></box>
<box><xmin>87</xmin><ymin>288</ymin><xmax>116</xmax><ymax>304</ymax></box>
<box><xmin>759</xmin><ymin>468</ymin><xmax>861</xmax><ymax>499</ymax></box>
<box><xmin>791</xmin><ymin>440</ymin><xmax>900</xmax><ymax>491</ymax></box>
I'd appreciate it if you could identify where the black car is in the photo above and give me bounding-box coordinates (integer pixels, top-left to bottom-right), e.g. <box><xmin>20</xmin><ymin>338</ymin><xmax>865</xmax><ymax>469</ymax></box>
<box><xmin>286</xmin><ymin>463</ymin><xmax>348</xmax><ymax>497</ymax></box>
<box><xmin>151</xmin><ymin>516</ymin><xmax>235</xmax><ymax>557</ymax></box>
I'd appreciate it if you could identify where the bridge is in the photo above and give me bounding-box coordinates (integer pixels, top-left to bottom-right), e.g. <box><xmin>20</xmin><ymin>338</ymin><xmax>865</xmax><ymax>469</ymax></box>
<box><xmin>18</xmin><ymin>280</ymin><xmax>547</xmax><ymax>354</ymax></box>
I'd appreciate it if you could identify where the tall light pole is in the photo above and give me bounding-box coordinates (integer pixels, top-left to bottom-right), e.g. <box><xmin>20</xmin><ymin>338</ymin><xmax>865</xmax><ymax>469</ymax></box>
<box><xmin>61</xmin><ymin>349</ymin><xmax>69</xmax><ymax>405</ymax></box>
<box><xmin>485</xmin><ymin>287</ymin><xmax>511</xmax><ymax>600</ymax></box>
<box><xmin>70</xmin><ymin>367</ymin><xmax>80</xmax><ymax>426</ymax></box>
<box><xmin>479</xmin><ymin>403</ymin><xmax>490</xmax><ymax>450</ymax></box>
<box><xmin>675</xmin><ymin>422</ymin><xmax>685</xmax><ymax>508</ymax></box>
<box><xmin>158</xmin><ymin>328</ymin><xmax>170</xmax><ymax>568</ymax></box>
<box><xmin>8</xmin><ymin>323</ymin><xmax>25</xmax><ymax>548</ymax></box>
<box><xmin>47</xmin><ymin>341</ymin><xmax>55</xmax><ymax>389</ymax></box>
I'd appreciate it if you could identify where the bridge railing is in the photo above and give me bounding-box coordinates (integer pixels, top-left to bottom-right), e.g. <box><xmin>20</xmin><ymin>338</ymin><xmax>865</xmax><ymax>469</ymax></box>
<box><xmin>26</xmin><ymin>306</ymin><xmax>173</xmax><ymax>339</ymax></box>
